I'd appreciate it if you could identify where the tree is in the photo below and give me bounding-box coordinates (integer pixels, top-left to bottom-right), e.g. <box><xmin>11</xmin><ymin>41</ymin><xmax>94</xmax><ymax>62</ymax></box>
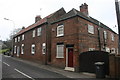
<box><xmin>9</xmin><ymin>28</ymin><xmax>22</xmax><ymax>40</ymax></box>
<box><xmin>2</xmin><ymin>28</ymin><xmax>22</xmax><ymax>50</ymax></box>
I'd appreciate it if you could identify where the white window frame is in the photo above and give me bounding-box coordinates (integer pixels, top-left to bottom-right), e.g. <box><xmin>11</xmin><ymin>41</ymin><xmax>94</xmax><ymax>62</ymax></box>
<box><xmin>37</xmin><ymin>27</ymin><xmax>42</xmax><ymax>36</ymax></box>
<box><xmin>21</xmin><ymin>44</ymin><xmax>24</xmax><ymax>54</ymax></box>
<box><xmin>111</xmin><ymin>48</ymin><xmax>115</xmax><ymax>54</ymax></box>
<box><xmin>42</xmin><ymin>43</ymin><xmax>46</xmax><ymax>54</ymax></box>
<box><xmin>14</xmin><ymin>46</ymin><xmax>16</xmax><ymax>54</ymax></box>
<box><xmin>89</xmin><ymin>48</ymin><xmax>95</xmax><ymax>51</ymax></box>
<box><xmin>56</xmin><ymin>44</ymin><xmax>64</xmax><ymax>58</ymax></box>
<box><xmin>106</xmin><ymin>47</ymin><xmax>110</xmax><ymax>52</ymax></box>
<box><xmin>57</xmin><ymin>25</ymin><xmax>64</xmax><ymax>37</ymax></box>
<box><xmin>17</xmin><ymin>46</ymin><xmax>20</xmax><ymax>57</ymax></box>
<box><xmin>88</xmin><ymin>24</ymin><xmax>94</xmax><ymax>34</ymax></box>
<box><xmin>18</xmin><ymin>36</ymin><xmax>20</xmax><ymax>42</ymax></box>
<box><xmin>103</xmin><ymin>31</ymin><xmax>107</xmax><ymax>40</ymax></box>
<box><xmin>111</xmin><ymin>34</ymin><xmax>114</xmax><ymax>41</ymax></box>
<box><xmin>31</xmin><ymin>44</ymin><xmax>35</xmax><ymax>54</ymax></box>
<box><xmin>33</xmin><ymin>30</ymin><xmax>36</xmax><ymax>37</ymax></box>
<box><xmin>15</xmin><ymin>38</ymin><xmax>17</xmax><ymax>43</ymax></box>
<box><xmin>22</xmin><ymin>34</ymin><xmax>24</xmax><ymax>40</ymax></box>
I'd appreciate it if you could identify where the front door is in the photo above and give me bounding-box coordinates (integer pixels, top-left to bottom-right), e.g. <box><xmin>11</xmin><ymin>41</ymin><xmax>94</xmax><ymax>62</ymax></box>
<box><xmin>68</xmin><ymin>48</ymin><xmax>73</xmax><ymax>67</ymax></box>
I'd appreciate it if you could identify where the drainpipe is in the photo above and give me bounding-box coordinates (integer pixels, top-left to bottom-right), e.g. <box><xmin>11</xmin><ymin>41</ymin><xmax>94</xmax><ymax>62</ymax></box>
<box><xmin>45</xmin><ymin>23</ymin><xmax>48</xmax><ymax>65</ymax></box>
<box><xmin>97</xmin><ymin>28</ymin><xmax>101</xmax><ymax>51</ymax></box>
<box><xmin>115</xmin><ymin>0</ymin><xmax>120</xmax><ymax>54</ymax></box>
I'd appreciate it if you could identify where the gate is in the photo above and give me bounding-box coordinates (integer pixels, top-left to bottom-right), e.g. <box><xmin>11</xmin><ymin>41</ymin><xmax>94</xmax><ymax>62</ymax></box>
<box><xmin>79</xmin><ymin>51</ymin><xmax>109</xmax><ymax>75</ymax></box>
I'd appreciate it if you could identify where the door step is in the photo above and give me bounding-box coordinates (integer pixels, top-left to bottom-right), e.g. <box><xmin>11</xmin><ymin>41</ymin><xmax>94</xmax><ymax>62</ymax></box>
<box><xmin>64</xmin><ymin>67</ymin><xmax>75</xmax><ymax>71</ymax></box>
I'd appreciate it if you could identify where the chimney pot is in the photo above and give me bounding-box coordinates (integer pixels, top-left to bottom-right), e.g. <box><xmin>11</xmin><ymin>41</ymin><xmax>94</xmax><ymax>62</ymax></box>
<box><xmin>80</xmin><ymin>3</ymin><xmax>89</xmax><ymax>16</ymax></box>
<box><xmin>35</xmin><ymin>15</ymin><xmax>41</xmax><ymax>23</ymax></box>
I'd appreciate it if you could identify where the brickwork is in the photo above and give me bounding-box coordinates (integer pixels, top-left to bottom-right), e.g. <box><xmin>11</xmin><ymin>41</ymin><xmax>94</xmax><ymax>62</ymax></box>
<box><xmin>13</xmin><ymin>3</ymin><xmax>119</xmax><ymax>72</ymax></box>
<box><xmin>51</xmin><ymin>16</ymin><xmax>118</xmax><ymax>71</ymax></box>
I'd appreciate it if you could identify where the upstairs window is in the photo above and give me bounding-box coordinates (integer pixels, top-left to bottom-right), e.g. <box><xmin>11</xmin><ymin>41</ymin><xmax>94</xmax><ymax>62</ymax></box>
<box><xmin>88</xmin><ymin>24</ymin><xmax>94</xmax><ymax>34</ymax></box>
<box><xmin>15</xmin><ymin>38</ymin><xmax>17</xmax><ymax>43</ymax></box>
<box><xmin>37</xmin><ymin>27</ymin><xmax>42</xmax><ymax>36</ymax></box>
<box><xmin>33</xmin><ymin>30</ymin><xmax>36</xmax><ymax>37</ymax></box>
<box><xmin>31</xmin><ymin>44</ymin><xmax>35</xmax><ymax>54</ymax></box>
<box><xmin>57</xmin><ymin>24</ymin><xmax>64</xmax><ymax>37</ymax></box>
<box><xmin>56</xmin><ymin>44</ymin><xmax>64</xmax><ymax>58</ymax></box>
<box><xmin>21</xmin><ymin>44</ymin><xmax>24</xmax><ymax>54</ymax></box>
<box><xmin>22</xmin><ymin>34</ymin><xmax>24</xmax><ymax>40</ymax></box>
<box><xmin>103</xmin><ymin>31</ymin><xmax>107</xmax><ymax>40</ymax></box>
<box><xmin>18</xmin><ymin>36</ymin><xmax>20</xmax><ymax>42</ymax></box>
<box><xmin>111</xmin><ymin>34</ymin><xmax>114</xmax><ymax>41</ymax></box>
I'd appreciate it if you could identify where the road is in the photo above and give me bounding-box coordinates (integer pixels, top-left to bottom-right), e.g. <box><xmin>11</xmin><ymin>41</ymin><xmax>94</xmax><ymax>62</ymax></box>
<box><xmin>0</xmin><ymin>54</ymin><xmax>2</xmax><ymax>80</ymax></box>
<box><xmin>1</xmin><ymin>55</ymin><xmax>70</xmax><ymax>80</ymax></box>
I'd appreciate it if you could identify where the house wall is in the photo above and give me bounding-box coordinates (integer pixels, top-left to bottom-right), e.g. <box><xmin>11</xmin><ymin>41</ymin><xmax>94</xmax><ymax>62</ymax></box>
<box><xmin>78</xmin><ymin>17</ymin><xmax>118</xmax><ymax>54</ymax></box>
<box><xmin>51</xmin><ymin>17</ymin><xmax>79</xmax><ymax>69</ymax></box>
<box><xmin>13</xmin><ymin>24</ymin><xmax>47</xmax><ymax>64</ymax></box>
<box><xmin>13</xmin><ymin>8</ymin><xmax>66</xmax><ymax>64</ymax></box>
<box><xmin>50</xmin><ymin>16</ymin><xmax>118</xmax><ymax>71</ymax></box>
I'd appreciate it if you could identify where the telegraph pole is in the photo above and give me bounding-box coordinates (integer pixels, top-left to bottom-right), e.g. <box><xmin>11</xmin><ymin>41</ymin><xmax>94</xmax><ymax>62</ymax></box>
<box><xmin>115</xmin><ymin>0</ymin><xmax>120</xmax><ymax>54</ymax></box>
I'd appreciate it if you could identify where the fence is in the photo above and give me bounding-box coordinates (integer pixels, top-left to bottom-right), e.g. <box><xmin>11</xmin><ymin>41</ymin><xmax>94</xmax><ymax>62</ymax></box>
<box><xmin>109</xmin><ymin>54</ymin><xmax>120</xmax><ymax>78</ymax></box>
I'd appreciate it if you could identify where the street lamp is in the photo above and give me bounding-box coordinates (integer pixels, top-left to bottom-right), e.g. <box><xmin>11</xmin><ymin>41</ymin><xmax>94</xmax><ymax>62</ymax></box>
<box><xmin>4</xmin><ymin>18</ymin><xmax>15</xmax><ymax>56</ymax></box>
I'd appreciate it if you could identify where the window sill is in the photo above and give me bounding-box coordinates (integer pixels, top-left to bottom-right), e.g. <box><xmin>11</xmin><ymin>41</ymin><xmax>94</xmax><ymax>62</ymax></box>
<box><xmin>56</xmin><ymin>35</ymin><xmax>64</xmax><ymax>37</ymax></box>
<box><xmin>31</xmin><ymin>53</ymin><xmax>35</xmax><ymax>55</ymax></box>
<box><xmin>56</xmin><ymin>57</ymin><xmax>64</xmax><ymax>59</ymax></box>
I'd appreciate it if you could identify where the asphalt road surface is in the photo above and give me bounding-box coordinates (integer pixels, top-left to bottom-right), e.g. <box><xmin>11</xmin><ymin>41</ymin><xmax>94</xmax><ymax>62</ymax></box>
<box><xmin>0</xmin><ymin>54</ymin><xmax>2</xmax><ymax>80</ymax></box>
<box><xmin>2</xmin><ymin>55</ymin><xmax>69</xmax><ymax>80</ymax></box>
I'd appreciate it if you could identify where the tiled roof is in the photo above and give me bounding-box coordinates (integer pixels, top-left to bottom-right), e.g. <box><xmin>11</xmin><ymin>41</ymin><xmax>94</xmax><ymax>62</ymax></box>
<box><xmin>51</xmin><ymin>8</ymin><xmax>116</xmax><ymax>34</ymax></box>
<box><xmin>16</xmin><ymin>13</ymin><xmax>53</xmax><ymax>36</ymax></box>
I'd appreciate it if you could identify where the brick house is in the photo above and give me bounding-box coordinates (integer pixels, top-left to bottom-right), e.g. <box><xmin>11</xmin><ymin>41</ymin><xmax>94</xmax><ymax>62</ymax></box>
<box><xmin>13</xmin><ymin>3</ymin><xmax>118</xmax><ymax>72</ymax></box>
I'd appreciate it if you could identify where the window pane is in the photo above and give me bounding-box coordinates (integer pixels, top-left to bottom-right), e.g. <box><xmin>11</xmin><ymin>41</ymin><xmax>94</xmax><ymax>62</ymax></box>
<box><xmin>104</xmin><ymin>31</ymin><xmax>107</xmax><ymax>39</ymax></box>
<box><xmin>22</xmin><ymin>35</ymin><xmax>24</xmax><ymax>40</ymax></box>
<box><xmin>56</xmin><ymin>45</ymin><xmax>64</xmax><ymax>58</ymax></box>
<box><xmin>88</xmin><ymin>24</ymin><xmax>94</xmax><ymax>34</ymax></box>
<box><xmin>111</xmin><ymin>34</ymin><xmax>114</xmax><ymax>41</ymax></box>
<box><xmin>31</xmin><ymin>44</ymin><xmax>35</xmax><ymax>54</ymax></box>
<box><xmin>33</xmin><ymin>30</ymin><xmax>35</xmax><ymax>37</ymax></box>
<box><xmin>57</xmin><ymin>25</ymin><xmax>64</xmax><ymax>37</ymax></box>
<box><xmin>37</xmin><ymin>27</ymin><xmax>41</xmax><ymax>36</ymax></box>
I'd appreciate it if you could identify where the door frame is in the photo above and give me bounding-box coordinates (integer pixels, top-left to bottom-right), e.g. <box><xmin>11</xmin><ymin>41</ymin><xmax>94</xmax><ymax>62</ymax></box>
<box><xmin>65</xmin><ymin>47</ymin><xmax>75</xmax><ymax>71</ymax></box>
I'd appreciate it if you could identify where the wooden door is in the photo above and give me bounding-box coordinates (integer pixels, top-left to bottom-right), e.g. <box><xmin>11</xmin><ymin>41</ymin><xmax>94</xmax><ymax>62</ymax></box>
<box><xmin>68</xmin><ymin>48</ymin><xmax>73</xmax><ymax>67</ymax></box>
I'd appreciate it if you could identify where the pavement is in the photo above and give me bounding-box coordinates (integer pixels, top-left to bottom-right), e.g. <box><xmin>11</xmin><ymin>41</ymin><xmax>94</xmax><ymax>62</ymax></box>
<box><xmin>10</xmin><ymin>56</ymin><xmax>96</xmax><ymax>78</ymax></box>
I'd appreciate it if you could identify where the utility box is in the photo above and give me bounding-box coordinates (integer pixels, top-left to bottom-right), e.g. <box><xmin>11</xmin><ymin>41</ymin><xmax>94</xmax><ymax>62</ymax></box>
<box><xmin>95</xmin><ymin>62</ymin><xmax>105</xmax><ymax>78</ymax></box>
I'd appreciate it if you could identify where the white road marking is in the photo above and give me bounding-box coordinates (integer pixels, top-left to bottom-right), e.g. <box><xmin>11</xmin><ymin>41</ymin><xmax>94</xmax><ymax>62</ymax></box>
<box><xmin>3</xmin><ymin>62</ymin><xmax>10</xmax><ymax>66</ymax></box>
<box><xmin>14</xmin><ymin>68</ymin><xmax>35</xmax><ymax>80</ymax></box>
<box><xmin>0</xmin><ymin>60</ymin><xmax>1</xmax><ymax>62</ymax></box>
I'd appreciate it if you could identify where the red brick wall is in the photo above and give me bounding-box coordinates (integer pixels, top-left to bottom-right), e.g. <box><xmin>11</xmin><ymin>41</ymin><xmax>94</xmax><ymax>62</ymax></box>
<box><xmin>51</xmin><ymin>16</ymin><xmax>118</xmax><ymax>71</ymax></box>
<box><xmin>51</xmin><ymin>17</ymin><xmax>79</xmax><ymax>68</ymax></box>
<box><xmin>13</xmin><ymin>24</ymin><xmax>47</xmax><ymax>64</ymax></box>
<box><xmin>78</xmin><ymin>17</ymin><xmax>118</xmax><ymax>54</ymax></box>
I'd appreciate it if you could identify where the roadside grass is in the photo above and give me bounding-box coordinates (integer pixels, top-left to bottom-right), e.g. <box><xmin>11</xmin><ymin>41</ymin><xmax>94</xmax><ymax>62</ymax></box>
<box><xmin>0</xmin><ymin>49</ymin><xmax>10</xmax><ymax>54</ymax></box>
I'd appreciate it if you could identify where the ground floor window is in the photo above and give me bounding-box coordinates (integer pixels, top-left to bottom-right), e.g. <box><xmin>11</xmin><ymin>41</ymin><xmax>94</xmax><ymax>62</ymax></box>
<box><xmin>42</xmin><ymin>43</ymin><xmax>46</xmax><ymax>54</ymax></box>
<box><xmin>56</xmin><ymin>44</ymin><xmax>64</xmax><ymax>58</ymax></box>
<box><xmin>111</xmin><ymin>48</ymin><xmax>115</xmax><ymax>54</ymax></box>
<box><xmin>21</xmin><ymin>44</ymin><xmax>24</xmax><ymax>54</ymax></box>
<box><xmin>17</xmin><ymin>46</ymin><xmax>20</xmax><ymax>56</ymax></box>
<box><xmin>14</xmin><ymin>46</ymin><xmax>16</xmax><ymax>54</ymax></box>
<box><xmin>89</xmin><ymin>48</ymin><xmax>95</xmax><ymax>51</ymax></box>
<box><xmin>31</xmin><ymin>44</ymin><xmax>35</xmax><ymax>54</ymax></box>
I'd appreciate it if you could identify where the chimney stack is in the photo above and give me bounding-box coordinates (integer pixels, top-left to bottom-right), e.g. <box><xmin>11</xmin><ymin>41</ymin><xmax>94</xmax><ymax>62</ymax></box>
<box><xmin>80</xmin><ymin>3</ymin><xmax>89</xmax><ymax>16</ymax></box>
<box><xmin>35</xmin><ymin>15</ymin><xmax>41</xmax><ymax>23</ymax></box>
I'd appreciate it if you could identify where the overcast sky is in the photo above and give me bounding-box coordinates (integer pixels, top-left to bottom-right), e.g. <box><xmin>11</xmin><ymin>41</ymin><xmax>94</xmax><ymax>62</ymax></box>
<box><xmin>0</xmin><ymin>0</ymin><xmax>119</xmax><ymax>41</ymax></box>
